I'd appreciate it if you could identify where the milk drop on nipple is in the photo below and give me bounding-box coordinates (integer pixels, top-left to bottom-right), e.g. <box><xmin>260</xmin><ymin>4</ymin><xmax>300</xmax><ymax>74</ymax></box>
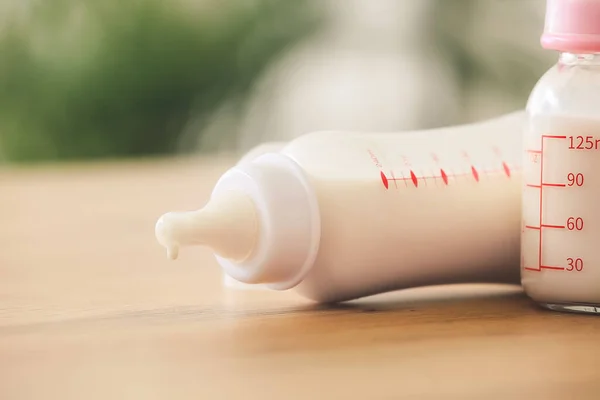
<box><xmin>155</xmin><ymin>191</ymin><xmax>258</xmax><ymax>262</ymax></box>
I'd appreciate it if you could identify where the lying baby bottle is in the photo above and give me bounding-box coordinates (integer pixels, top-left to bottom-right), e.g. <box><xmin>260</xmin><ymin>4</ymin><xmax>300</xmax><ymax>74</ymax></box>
<box><xmin>155</xmin><ymin>111</ymin><xmax>525</xmax><ymax>303</ymax></box>
<box><xmin>521</xmin><ymin>0</ymin><xmax>600</xmax><ymax>314</ymax></box>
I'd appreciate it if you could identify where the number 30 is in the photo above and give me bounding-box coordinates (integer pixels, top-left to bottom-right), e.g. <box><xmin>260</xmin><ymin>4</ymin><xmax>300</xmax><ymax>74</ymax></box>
<box><xmin>567</xmin><ymin>258</ymin><xmax>583</xmax><ymax>271</ymax></box>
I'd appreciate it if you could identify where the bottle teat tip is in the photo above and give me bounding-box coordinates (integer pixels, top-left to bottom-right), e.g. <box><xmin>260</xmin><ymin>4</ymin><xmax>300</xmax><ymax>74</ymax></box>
<box><xmin>166</xmin><ymin>245</ymin><xmax>179</xmax><ymax>260</ymax></box>
<box><xmin>155</xmin><ymin>212</ymin><xmax>180</xmax><ymax>260</ymax></box>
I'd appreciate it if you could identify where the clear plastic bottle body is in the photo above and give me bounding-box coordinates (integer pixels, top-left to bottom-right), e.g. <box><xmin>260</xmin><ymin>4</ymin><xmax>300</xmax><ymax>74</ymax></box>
<box><xmin>522</xmin><ymin>53</ymin><xmax>600</xmax><ymax>313</ymax></box>
<box><xmin>280</xmin><ymin>115</ymin><xmax>524</xmax><ymax>302</ymax></box>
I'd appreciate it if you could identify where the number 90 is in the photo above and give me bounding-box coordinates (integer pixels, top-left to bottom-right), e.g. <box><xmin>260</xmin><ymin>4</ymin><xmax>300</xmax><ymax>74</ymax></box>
<box><xmin>567</xmin><ymin>173</ymin><xmax>584</xmax><ymax>186</ymax></box>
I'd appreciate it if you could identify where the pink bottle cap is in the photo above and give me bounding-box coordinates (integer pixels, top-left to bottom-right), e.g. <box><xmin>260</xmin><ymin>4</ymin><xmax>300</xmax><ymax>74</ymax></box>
<box><xmin>541</xmin><ymin>0</ymin><xmax>600</xmax><ymax>53</ymax></box>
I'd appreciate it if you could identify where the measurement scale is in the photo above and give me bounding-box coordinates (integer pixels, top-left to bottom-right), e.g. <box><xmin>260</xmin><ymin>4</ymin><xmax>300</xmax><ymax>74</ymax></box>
<box><xmin>369</xmin><ymin>143</ymin><xmax>519</xmax><ymax>191</ymax></box>
<box><xmin>524</xmin><ymin>135</ymin><xmax>570</xmax><ymax>272</ymax></box>
<box><xmin>521</xmin><ymin>119</ymin><xmax>600</xmax><ymax>313</ymax></box>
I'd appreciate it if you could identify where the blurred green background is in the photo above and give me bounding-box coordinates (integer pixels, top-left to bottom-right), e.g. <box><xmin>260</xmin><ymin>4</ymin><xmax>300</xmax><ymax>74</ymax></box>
<box><xmin>0</xmin><ymin>0</ymin><xmax>554</xmax><ymax>163</ymax></box>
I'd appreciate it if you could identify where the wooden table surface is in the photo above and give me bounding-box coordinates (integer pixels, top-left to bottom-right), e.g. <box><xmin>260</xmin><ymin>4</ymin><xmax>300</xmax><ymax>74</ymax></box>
<box><xmin>2</xmin><ymin>156</ymin><xmax>600</xmax><ymax>400</ymax></box>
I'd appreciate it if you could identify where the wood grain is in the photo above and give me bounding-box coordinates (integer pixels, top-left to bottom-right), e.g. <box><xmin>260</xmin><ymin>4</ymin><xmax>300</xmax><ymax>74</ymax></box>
<box><xmin>1</xmin><ymin>156</ymin><xmax>600</xmax><ymax>400</ymax></box>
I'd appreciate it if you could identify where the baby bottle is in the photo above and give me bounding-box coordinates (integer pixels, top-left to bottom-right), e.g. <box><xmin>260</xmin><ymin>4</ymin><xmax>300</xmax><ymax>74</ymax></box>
<box><xmin>521</xmin><ymin>0</ymin><xmax>600</xmax><ymax>313</ymax></box>
<box><xmin>155</xmin><ymin>111</ymin><xmax>525</xmax><ymax>303</ymax></box>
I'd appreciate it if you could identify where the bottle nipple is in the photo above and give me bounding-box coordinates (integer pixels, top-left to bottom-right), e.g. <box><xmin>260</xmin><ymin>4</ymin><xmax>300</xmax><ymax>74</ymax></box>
<box><xmin>154</xmin><ymin>190</ymin><xmax>258</xmax><ymax>262</ymax></box>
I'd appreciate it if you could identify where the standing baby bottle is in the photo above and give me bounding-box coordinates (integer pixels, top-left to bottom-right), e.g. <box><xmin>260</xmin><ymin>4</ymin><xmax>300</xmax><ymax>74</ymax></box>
<box><xmin>522</xmin><ymin>0</ymin><xmax>600</xmax><ymax>313</ymax></box>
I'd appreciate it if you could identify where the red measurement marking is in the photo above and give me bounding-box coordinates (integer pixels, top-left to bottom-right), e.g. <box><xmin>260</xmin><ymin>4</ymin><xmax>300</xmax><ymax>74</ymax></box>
<box><xmin>527</xmin><ymin>224</ymin><xmax>565</xmax><ymax>230</ymax></box>
<box><xmin>471</xmin><ymin>166</ymin><xmax>479</xmax><ymax>182</ymax></box>
<box><xmin>367</xmin><ymin>149</ymin><xmax>382</xmax><ymax>168</ymax></box>
<box><xmin>380</xmin><ymin>171</ymin><xmax>389</xmax><ymax>189</ymax></box>
<box><xmin>543</xmin><ymin>183</ymin><xmax>566</xmax><ymax>187</ymax></box>
<box><xmin>524</xmin><ymin>267</ymin><xmax>541</xmax><ymax>272</ymax></box>
<box><xmin>431</xmin><ymin>170</ymin><xmax>438</xmax><ymax>186</ymax></box>
<box><xmin>382</xmin><ymin>164</ymin><xmax>524</xmax><ymax>190</ymax></box>
<box><xmin>526</xmin><ymin>184</ymin><xmax>541</xmax><ymax>188</ymax></box>
<box><xmin>524</xmin><ymin>265</ymin><xmax>567</xmax><ymax>272</ymax></box>
<box><xmin>542</xmin><ymin>135</ymin><xmax>567</xmax><ymax>139</ymax></box>
<box><xmin>529</xmin><ymin>154</ymin><xmax>541</xmax><ymax>164</ymax></box>
<box><xmin>440</xmin><ymin>169</ymin><xmax>448</xmax><ymax>185</ymax></box>
<box><xmin>502</xmin><ymin>162</ymin><xmax>511</xmax><ymax>177</ymax></box>
<box><xmin>534</xmin><ymin>134</ymin><xmax>566</xmax><ymax>270</ymax></box>
<box><xmin>409</xmin><ymin>170</ymin><xmax>418</xmax><ymax>187</ymax></box>
<box><xmin>526</xmin><ymin>149</ymin><xmax>542</xmax><ymax>154</ymax></box>
<box><xmin>389</xmin><ymin>171</ymin><xmax>398</xmax><ymax>188</ymax></box>
<box><xmin>538</xmin><ymin>137</ymin><xmax>545</xmax><ymax>270</ymax></box>
<box><xmin>541</xmin><ymin>265</ymin><xmax>565</xmax><ymax>271</ymax></box>
<box><xmin>449</xmin><ymin>169</ymin><xmax>458</xmax><ymax>183</ymax></box>
<box><xmin>398</xmin><ymin>172</ymin><xmax>407</xmax><ymax>187</ymax></box>
<box><xmin>569</xmin><ymin>135</ymin><xmax>600</xmax><ymax>150</ymax></box>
